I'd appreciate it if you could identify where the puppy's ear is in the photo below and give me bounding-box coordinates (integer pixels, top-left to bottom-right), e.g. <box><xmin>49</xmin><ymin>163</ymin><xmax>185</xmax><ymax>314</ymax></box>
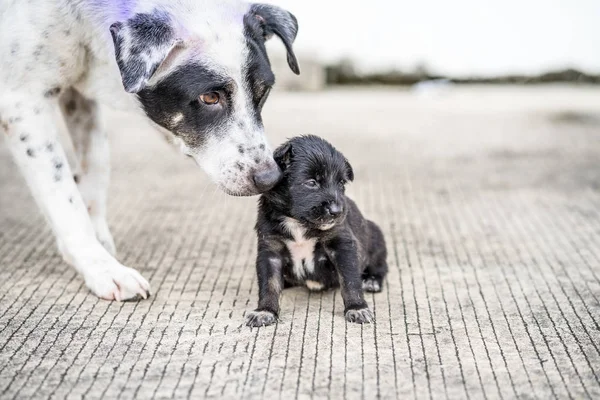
<box><xmin>110</xmin><ymin>10</ymin><xmax>183</xmax><ymax>93</ymax></box>
<box><xmin>345</xmin><ymin>158</ymin><xmax>354</xmax><ymax>182</ymax></box>
<box><xmin>248</xmin><ymin>4</ymin><xmax>300</xmax><ymax>75</ymax></box>
<box><xmin>274</xmin><ymin>142</ymin><xmax>293</xmax><ymax>171</ymax></box>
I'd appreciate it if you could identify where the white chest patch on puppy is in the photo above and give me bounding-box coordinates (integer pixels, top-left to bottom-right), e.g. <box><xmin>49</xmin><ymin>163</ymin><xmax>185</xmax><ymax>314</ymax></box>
<box><xmin>305</xmin><ymin>280</ymin><xmax>324</xmax><ymax>291</ymax></box>
<box><xmin>282</xmin><ymin>217</ymin><xmax>316</xmax><ymax>279</ymax></box>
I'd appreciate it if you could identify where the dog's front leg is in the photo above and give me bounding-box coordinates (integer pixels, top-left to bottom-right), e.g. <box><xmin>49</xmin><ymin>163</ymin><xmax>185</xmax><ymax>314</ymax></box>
<box><xmin>0</xmin><ymin>91</ymin><xmax>150</xmax><ymax>301</ymax></box>
<box><xmin>246</xmin><ymin>240</ymin><xmax>284</xmax><ymax>327</ymax></box>
<box><xmin>59</xmin><ymin>88</ymin><xmax>115</xmax><ymax>255</ymax></box>
<box><xmin>325</xmin><ymin>238</ymin><xmax>374</xmax><ymax>324</ymax></box>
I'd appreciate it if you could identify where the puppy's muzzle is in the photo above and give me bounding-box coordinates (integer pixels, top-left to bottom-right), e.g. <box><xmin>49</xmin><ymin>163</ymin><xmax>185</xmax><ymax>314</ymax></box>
<box><xmin>325</xmin><ymin>202</ymin><xmax>343</xmax><ymax>217</ymax></box>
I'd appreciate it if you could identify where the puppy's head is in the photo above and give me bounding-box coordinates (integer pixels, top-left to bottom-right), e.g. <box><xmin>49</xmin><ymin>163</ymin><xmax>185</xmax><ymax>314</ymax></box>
<box><xmin>109</xmin><ymin>2</ymin><xmax>300</xmax><ymax>196</ymax></box>
<box><xmin>271</xmin><ymin>135</ymin><xmax>354</xmax><ymax>230</ymax></box>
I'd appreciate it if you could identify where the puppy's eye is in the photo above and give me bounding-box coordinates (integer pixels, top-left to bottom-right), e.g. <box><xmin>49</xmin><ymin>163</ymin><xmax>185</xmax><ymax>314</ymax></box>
<box><xmin>199</xmin><ymin>92</ymin><xmax>220</xmax><ymax>105</ymax></box>
<box><xmin>304</xmin><ymin>179</ymin><xmax>319</xmax><ymax>188</ymax></box>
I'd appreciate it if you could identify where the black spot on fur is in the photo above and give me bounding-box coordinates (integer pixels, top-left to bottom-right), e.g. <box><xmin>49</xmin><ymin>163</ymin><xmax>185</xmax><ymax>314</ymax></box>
<box><xmin>54</xmin><ymin>161</ymin><xmax>63</xmax><ymax>169</ymax></box>
<box><xmin>69</xmin><ymin>197</ymin><xmax>74</xmax><ymax>204</ymax></box>
<box><xmin>54</xmin><ymin>173</ymin><xmax>62</xmax><ymax>182</ymax></box>
<box><xmin>137</xmin><ymin>64</ymin><xmax>234</xmax><ymax>149</ymax></box>
<box><xmin>73</xmin><ymin>174</ymin><xmax>80</xmax><ymax>184</ymax></box>
<box><xmin>238</xmin><ymin>145</ymin><xmax>245</xmax><ymax>154</ymax></box>
<box><xmin>26</xmin><ymin>148</ymin><xmax>35</xmax><ymax>157</ymax></box>
<box><xmin>65</xmin><ymin>99</ymin><xmax>77</xmax><ymax>116</ymax></box>
<box><xmin>254</xmin><ymin>157</ymin><xmax>261</xmax><ymax>164</ymax></box>
<box><xmin>20</xmin><ymin>134</ymin><xmax>28</xmax><ymax>142</ymax></box>
<box><xmin>42</xmin><ymin>30</ymin><xmax>49</xmax><ymax>39</ymax></box>
<box><xmin>110</xmin><ymin>10</ymin><xmax>175</xmax><ymax>93</ymax></box>
<box><xmin>259</xmin><ymin>144</ymin><xmax>265</xmax><ymax>150</ymax></box>
<box><xmin>33</xmin><ymin>45</ymin><xmax>43</xmax><ymax>59</ymax></box>
<box><xmin>236</xmin><ymin>162</ymin><xmax>244</xmax><ymax>171</ymax></box>
<box><xmin>46</xmin><ymin>143</ymin><xmax>54</xmax><ymax>152</ymax></box>
<box><xmin>44</xmin><ymin>87</ymin><xmax>61</xmax><ymax>98</ymax></box>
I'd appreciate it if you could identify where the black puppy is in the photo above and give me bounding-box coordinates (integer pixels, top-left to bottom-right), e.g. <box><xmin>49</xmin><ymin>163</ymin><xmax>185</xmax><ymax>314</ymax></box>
<box><xmin>246</xmin><ymin>135</ymin><xmax>388</xmax><ymax>327</ymax></box>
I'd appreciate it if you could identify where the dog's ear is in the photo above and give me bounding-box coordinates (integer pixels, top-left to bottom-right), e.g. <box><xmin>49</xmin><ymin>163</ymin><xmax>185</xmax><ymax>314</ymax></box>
<box><xmin>274</xmin><ymin>142</ymin><xmax>293</xmax><ymax>171</ymax></box>
<box><xmin>344</xmin><ymin>158</ymin><xmax>354</xmax><ymax>182</ymax></box>
<box><xmin>249</xmin><ymin>4</ymin><xmax>300</xmax><ymax>75</ymax></box>
<box><xmin>110</xmin><ymin>10</ymin><xmax>183</xmax><ymax>93</ymax></box>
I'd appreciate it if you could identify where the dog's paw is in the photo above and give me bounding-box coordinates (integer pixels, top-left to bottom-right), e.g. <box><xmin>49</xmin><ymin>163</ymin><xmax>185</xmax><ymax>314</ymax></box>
<box><xmin>84</xmin><ymin>262</ymin><xmax>151</xmax><ymax>302</ymax></box>
<box><xmin>345</xmin><ymin>307</ymin><xmax>375</xmax><ymax>324</ymax></box>
<box><xmin>246</xmin><ymin>310</ymin><xmax>277</xmax><ymax>327</ymax></box>
<box><xmin>362</xmin><ymin>277</ymin><xmax>382</xmax><ymax>293</ymax></box>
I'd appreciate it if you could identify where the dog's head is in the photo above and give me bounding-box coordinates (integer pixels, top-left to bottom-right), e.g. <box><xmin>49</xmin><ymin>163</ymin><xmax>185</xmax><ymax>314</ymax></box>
<box><xmin>109</xmin><ymin>2</ymin><xmax>300</xmax><ymax>195</ymax></box>
<box><xmin>270</xmin><ymin>135</ymin><xmax>354</xmax><ymax>230</ymax></box>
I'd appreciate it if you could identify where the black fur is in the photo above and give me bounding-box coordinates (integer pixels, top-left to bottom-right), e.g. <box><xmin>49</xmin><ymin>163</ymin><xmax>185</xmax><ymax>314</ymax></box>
<box><xmin>110</xmin><ymin>9</ymin><xmax>176</xmax><ymax>93</ymax></box>
<box><xmin>137</xmin><ymin>63</ymin><xmax>235</xmax><ymax>149</ymax></box>
<box><xmin>247</xmin><ymin>135</ymin><xmax>388</xmax><ymax>327</ymax></box>
<box><xmin>248</xmin><ymin>4</ymin><xmax>300</xmax><ymax>75</ymax></box>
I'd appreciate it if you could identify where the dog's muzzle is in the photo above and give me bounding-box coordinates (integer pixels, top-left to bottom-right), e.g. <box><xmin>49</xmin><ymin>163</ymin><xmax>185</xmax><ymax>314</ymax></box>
<box><xmin>252</xmin><ymin>164</ymin><xmax>282</xmax><ymax>193</ymax></box>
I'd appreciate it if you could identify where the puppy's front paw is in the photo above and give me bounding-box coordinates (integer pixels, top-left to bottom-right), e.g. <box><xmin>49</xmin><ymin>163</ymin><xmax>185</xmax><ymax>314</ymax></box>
<box><xmin>345</xmin><ymin>308</ymin><xmax>374</xmax><ymax>324</ymax></box>
<box><xmin>84</xmin><ymin>262</ymin><xmax>151</xmax><ymax>302</ymax></box>
<box><xmin>246</xmin><ymin>310</ymin><xmax>277</xmax><ymax>327</ymax></box>
<box><xmin>362</xmin><ymin>277</ymin><xmax>382</xmax><ymax>293</ymax></box>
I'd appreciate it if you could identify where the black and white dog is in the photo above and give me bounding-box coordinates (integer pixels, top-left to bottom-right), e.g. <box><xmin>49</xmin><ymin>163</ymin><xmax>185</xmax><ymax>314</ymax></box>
<box><xmin>247</xmin><ymin>136</ymin><xmax>388</xmax><ymax>326</ymax></box>
<box><xmin>0</xmin><ymin>0</ymin><xmax>299</xmax><ymax>301</ymax></box>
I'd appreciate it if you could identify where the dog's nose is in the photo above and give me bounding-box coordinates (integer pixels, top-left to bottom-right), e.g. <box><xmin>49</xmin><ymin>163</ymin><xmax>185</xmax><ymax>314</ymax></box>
<box><xmin>326</xmin><ymin>202</ymin><xmax>343</xmax><ymax>217</ymax></box>
<box><xmin>252</xmin><ymin>165</ymin><xmax>282</xmax><ymax>192</ymax></box>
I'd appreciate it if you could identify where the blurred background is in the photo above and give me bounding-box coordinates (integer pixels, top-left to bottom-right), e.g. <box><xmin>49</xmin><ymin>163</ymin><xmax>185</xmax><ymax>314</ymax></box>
<box><xmin>2</xmin><ymin>1</ymin><xmax>600</xmax><ymax>398</ymax></box>
<box><xmin>262</xmin><ymin>0</ymin><xmax>600</xmax><ymax>90</ymax></box>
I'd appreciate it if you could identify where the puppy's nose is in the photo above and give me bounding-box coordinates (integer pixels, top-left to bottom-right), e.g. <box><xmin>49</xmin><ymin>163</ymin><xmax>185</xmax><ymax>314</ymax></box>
<box><xmin>326</xmin><ymin>202</ymin><xmax>343</xmax><ymax>217</ymax></box>
<box><xmin>252</xmin><ymin>165</ymin><xmax>282</xmax><ymax>192</ymax></box>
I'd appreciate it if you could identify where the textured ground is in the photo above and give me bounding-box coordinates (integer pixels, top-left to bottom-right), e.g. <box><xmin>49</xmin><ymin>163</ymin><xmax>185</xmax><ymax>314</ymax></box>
<box><xmin>1</xmin><ymin>86</ymin><xmax>600</xmax><ymax>399</ymax></box>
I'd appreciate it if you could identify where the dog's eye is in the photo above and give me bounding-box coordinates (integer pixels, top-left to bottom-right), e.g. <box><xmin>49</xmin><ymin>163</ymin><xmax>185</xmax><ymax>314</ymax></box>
<box><xmin>258</xmin><ymin>87</ymin><xmax>272</xmax><ymax>109</ymax></box>
<box><xmin>199</xmin><ymin>92</ymin><xmax>220</xmax><ymax>105</ymax></box>
<box><xmin>304</xmin><ymin>179</ymin><xmax>319</xmax><ymax>188</ymax></box>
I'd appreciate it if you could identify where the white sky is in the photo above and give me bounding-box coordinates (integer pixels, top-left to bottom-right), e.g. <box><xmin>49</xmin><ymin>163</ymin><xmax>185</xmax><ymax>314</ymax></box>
<box><xmin>263</xmin><ymin>0</ymin><xmax>600</xmax><ymax>76</ymax></box>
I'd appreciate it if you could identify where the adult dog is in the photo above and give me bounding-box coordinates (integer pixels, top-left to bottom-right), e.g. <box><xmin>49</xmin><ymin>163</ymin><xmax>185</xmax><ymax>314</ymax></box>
<box><xmin>0</xmin><ymin>0</ymin><xmax>299</xmax><ymax>301</ymax></box>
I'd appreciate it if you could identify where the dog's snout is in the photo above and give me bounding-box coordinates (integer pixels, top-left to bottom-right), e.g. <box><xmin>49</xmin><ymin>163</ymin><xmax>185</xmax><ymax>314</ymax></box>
<box><xmin>326</xmin><ymin>202</ymin><xmax>343</xmax><ymax>217</ymax></box>
<box><xmin>252</xmin><ymin>165</ymin><xmax>282</xmax><ymax>193</ymax></box>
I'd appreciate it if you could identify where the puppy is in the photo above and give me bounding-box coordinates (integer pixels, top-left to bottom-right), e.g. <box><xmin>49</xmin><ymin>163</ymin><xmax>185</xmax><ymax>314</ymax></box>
<box><xmin>246</xmin><ymin>135</ymin><xmax>388</xmax><ymax>327</ymax></box>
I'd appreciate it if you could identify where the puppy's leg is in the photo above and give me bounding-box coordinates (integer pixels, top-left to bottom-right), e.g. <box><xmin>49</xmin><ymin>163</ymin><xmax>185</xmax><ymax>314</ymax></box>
<box><xmin>362</xmin><ymin>221</ymin><xmax>388</xmax><ymax>293</ymax></box>
<box><xmin>59</xmin><ymin>88</ymin><xmax>115</xmax><ymax>256</ymax></box>
<box><xmin>0</xmin><ymin>91</ymin><xmax>150</xmax><ymax>301</ymax></box>
<box><xmin>246</xmin><ymin>242</ymin><xmax>284</xmax><ymax>327</ymax></box>
<box><xmin>325</xmin><ymin>238</ymin><xmax>374</xmax><ymax>324</ymax></box>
